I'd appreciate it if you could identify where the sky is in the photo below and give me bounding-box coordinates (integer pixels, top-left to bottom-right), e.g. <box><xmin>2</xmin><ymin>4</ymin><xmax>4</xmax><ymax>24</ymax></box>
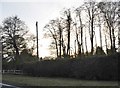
<box><xmin>0</xmin><ymin>0</ymin><xmax>85</xmax><ymax>57</ymax></box>
<box><xmin>1</xmin><ymin>0</ymin><xmax>118</xmax><ymax>58</ymax></box>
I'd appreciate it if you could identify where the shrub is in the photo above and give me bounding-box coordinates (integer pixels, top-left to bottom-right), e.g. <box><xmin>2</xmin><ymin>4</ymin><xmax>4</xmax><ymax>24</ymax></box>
<box><xmin>22</xmin><ymin>53</ymin><xmax>119</xmax><ymax>81</ymax></box>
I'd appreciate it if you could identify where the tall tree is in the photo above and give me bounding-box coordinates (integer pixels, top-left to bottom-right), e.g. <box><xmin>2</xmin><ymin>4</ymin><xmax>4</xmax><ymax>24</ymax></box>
<box><xmin>75</xmin><ymin>6</ymin><xmax>84</xmax><ymax>56</ymax></box>
<box><xmin>105</xmin><ymin>34</ymin><xmax>108</xmax><ymax>54</ymax></box>
<box><xmin>64</xmin><ymin>9</ymin><xmax>72</xmax><ymax>56</ymax></box>
<box><xmin>98</xmin><ymin>2</ymin><xmax>119</xmax><ymax>53</ymax></box>
<box><xmin>44</xmin><ymin>18</ymin><xmax>66</xmax><ymax>58</ymax></box>
<box><xmin>52</xmin><ymin>18</ymin><xmax>64</xmax><ymax>58</ymax></box>
<box><xmin>73</xmin><ymin>18</ymin><xmax>81</xmax><ymax>56</ymax></box>
<box><xmin>44</xmin><ymin>20</ymin><xmax>59</xmax><ymax>57</ymax></box>
<box><xmin>84</xmin><ymin>1</ymin><xmax>97</xmax><ymax>55</ymax></box>
<box><xmin>57</xmin><ymin>18</ymin><xmax>66</xmax><ymax>58</ymax></box>
<box><xmin>96</xmin><ymin>9</ymin><xmax>103</xmax><ymax>49</ymax></box>
<box><xmin>58</xmin><ymin>21</ymin><xmax>62</xmax><ymax>58</ymax></box>
<box><xmin>84</xmin><ymin>28</ymin><xmax>88</xmax><ymax>54</ymax></box>
<box><xmin>1</xmin><ymin>16</ymin><xmax>28</xmax><ymax>60</ymax></box>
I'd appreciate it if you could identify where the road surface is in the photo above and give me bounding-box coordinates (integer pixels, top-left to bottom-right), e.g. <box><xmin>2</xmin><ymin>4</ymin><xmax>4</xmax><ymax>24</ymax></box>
<box><xmin>0</xmin><ymin>83</ymin><xmax>20</xmax><ymax>88</ymax></box>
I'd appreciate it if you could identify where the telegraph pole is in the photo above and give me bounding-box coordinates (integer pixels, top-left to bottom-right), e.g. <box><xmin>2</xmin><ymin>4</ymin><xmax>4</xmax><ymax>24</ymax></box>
<box><xmin>36</xmin><ymin>21</ymin><xmax>39</xmax><ymax>58</ymax></box>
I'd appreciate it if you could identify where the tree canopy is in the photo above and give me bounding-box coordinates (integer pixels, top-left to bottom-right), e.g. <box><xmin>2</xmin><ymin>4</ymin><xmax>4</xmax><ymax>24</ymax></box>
<box><xmin>1</xmin><ymin>16</ymin><xmax>28</xmax><ymax>61</ymax></box>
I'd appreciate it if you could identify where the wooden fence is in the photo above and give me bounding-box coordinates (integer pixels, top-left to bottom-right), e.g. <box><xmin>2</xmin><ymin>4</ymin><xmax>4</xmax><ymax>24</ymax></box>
<box><xmin>2</xmin><ymin>70</ymin><xmax>23</xmax><ymax>75</ymax></box>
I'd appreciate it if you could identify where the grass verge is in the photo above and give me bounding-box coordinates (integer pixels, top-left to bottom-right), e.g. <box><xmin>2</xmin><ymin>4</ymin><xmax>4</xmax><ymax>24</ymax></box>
<box><xmin>2</xmin><ymin>74</ymin><xmax>118</xmax><ymax>87</ymax></box>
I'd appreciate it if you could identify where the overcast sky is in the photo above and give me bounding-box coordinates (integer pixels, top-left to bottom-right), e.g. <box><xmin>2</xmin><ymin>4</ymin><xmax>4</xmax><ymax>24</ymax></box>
<box><xmin>1</xmin><ymin>0</ymin><xmax>117</xmax><ymax>57</ymax></box>
<box><xmin>0</xmin><ymin>0</ymin><xmax>85</xmax><ymax>57</ymax></box>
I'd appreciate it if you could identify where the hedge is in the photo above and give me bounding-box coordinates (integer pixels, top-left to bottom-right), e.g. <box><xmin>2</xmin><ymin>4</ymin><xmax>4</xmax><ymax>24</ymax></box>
<box><xmin>22</xmin><ymin>53</ymin><xmax>119</xmax><ymax>81</ymax></box>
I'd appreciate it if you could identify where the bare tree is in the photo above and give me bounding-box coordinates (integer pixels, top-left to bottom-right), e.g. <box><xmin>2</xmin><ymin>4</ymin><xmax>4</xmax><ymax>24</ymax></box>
<box><xmin>98</xmin><ymin>2</ymin><xmax>119</xmax><ymax>53</ymax></box>
<box><xmin>97</xmin><ymin>10</ymin><xmax>103</xmax><ymax>49</ymax></box>
<box><xmin>25</xmin><ymin>33</ymin><xmax>36</xmax><ymax>54</ymax></box>
<box><xmin>73</xmin><ymin>18</ymin><xmax>81</xmax><ymax>56</ymax></box>
<box><xmin>84</xmin><ymin>28</ymin><xmax>88</xmax><ymax>54</ymax></box>
<box><xmin>63</xmin><ymin>9</ymin><xmax>72</xmax><ymax>57</ymax></box>
<box><xmin>84</xmin><ymin>1</ymin><xmax>98</xmax><ymax>55</ymax></box>
<box><xmin>75</xmin><ymin>6</ymin><xmax>84</xmax><ymax>56</ymax></box>
<box><xmin>44</xmin><ymin>17</ymin><xmax>68</xmax><ymax>58</ymax></box>
<box><xmin>56</xmin><ymin>18</ymin><xmax>64</xmax><ymax>58</ymax></box>
<box><xmin>44</xmin><ymin>20</ymin><xmax>59</xmax><ymax>57</ymax></box>
<box><xmin>1</xmin><ymin>16</ymin><xmax>28</xmax><ymax>60</ymax></box>
<box><xmin>105</xmin><ymin>34</ymin><xmax>108</xmax><ymax>54</ymax></box>
<box><xmin>58</xmin><ymin>21</ymin><xmax>62</xmax><ymax>58</ymax></box>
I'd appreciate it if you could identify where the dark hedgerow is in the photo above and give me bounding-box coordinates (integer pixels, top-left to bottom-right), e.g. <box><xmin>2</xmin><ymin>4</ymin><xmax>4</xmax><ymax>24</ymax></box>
<box><xmin>22</xmin><ymin>53</ymin><xmax>119</xmax><ymax>81</ymax></box>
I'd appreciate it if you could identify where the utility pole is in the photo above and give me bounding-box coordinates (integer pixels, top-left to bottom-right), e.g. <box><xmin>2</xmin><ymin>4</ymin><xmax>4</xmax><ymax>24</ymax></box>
<box><xmin>36</xmin><ymin>21</ymin><xmax>39</xmax><ymax>58</ymax></box>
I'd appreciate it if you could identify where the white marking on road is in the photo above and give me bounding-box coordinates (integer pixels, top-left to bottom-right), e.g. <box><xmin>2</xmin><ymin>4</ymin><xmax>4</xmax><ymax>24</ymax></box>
<box><xmin>0</xmin><ymin>83</ymin><xmax>20</xmax><ymax>88</ymax></box>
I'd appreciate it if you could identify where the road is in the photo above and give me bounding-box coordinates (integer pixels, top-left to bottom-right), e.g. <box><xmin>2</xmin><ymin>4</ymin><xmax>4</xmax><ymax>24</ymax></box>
<box><xmin>0</xmin><ymin>83</ymin><xmax>20</xmax><ymax>88</ymax></box>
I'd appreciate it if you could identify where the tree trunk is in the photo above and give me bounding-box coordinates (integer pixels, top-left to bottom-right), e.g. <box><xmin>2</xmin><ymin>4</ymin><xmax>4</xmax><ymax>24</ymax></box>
<box><xmin>91</xmin><ymin>13</ymin><xmax>94</xmax><ymax>55</ymax></box>
<box><xmin>78</xmin><ymin>13</ymin><xmax>84</xmax><ymax>55</ymax></box>
<box><xmin>87</xmin><ymin>5</ymin><xmax>94</xmax><ymax>55</ymax></box>
<box><xmin>74</xmin><ymin>22</ymin><xmax>81</xmax><ymax>56</ymax></box>
<box><xmin>95</xmin><ymin>33</ymin><xmax>97</xmax><ymax>48</ymax></box>
<box><xmin>104</xmin><ymin>15</ymin><xmax>113</xmax><ymax>52</ymax></box>
<box><xmin>105</xmin><ymin>35</ymin><xmax>108</xmax><ymax>54</ymax></box>
<box><xmin>98</xmin><ymin>16</ymin><xmax>102</xmax><ymax>48</ymax></box>
<box><xmin>85</xmin><ymin>29</ymin><xmax>88</xmax><ymax>55</ymax></box>
<box><xmin>74</xmin><ymin>40</ymin><xmax>76</xmax><ymax>58</ymax></box>
<box><xmin>112</xmin><ymin>28</ymin><xmax>116</xmax><ymax>53</ymax></box>
<box><xmin>59</xmin><ymin>23</ymin><xmax>62</xmax><ymax>58</ymax></box>
<box><xmin>66</xmin><ymin>10</ymin><xmax>71</xmax><ymax>57</ymax></box>
<box><xmin>55</xmin><ymin>39</ymin><xmax>58</xmax><ymax>57</ymax></box>
<box><xmin>13</xmin><ymin>38</ymin><xmax>19</xmax><ymax>60</ymax></box>
<box><xmin>61</xmin><ymin>35</ymin><xmax>65</xmax><ymax>56</ymax></box>
<box><xmin>67</xmin><ymin>28</ymin><xmax>70</xmax><ymax>56</ymax></box>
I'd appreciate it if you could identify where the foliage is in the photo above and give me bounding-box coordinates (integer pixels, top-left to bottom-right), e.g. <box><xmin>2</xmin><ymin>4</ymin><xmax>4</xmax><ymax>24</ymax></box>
<box><xmin>1</xmin><ymin>1</ymin><xmax>120</xmax><ymax>82</ymax></box>
<box><xmin>2</xmin><ymin>48</ymin><xmax>39</xmax><ymax>70</ymax></box>
<box><xmin>1</xmin><ymin>16</ymin><xmax>28</xmax><ymax>61</ymax></box>
<box><xmin>22</xmin><ymin>53</ymin><xmax>119</xmax><ymax>81</ymax></box>
<box><xmin>20</xmin><ymin>49</ymin><xmax>38</xmax><ymax>63</ymax></box>
<box><xmin>98</xmin><ymin>2</ymin><xmax>119</xmax><ymax>53</ymax></box>
<box><xmin>43</xmin><ymin>1</ymin><xmax>119</xmax><ymax>57</ymax></box>
<box><xmin>95</xmin><ymin>46</ymin><xmax>105</xmax><ymax>55</ymax></box>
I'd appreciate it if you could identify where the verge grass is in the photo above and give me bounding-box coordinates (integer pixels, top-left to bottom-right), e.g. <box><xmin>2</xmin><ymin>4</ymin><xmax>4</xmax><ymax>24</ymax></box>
<box><xmin>2</xmin><ymin>74</ymin><xmax>118</xmax><ymax>87</ymax></box>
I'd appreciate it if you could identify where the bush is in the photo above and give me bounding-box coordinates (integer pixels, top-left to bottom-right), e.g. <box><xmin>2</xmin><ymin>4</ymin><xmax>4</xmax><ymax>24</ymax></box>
<box><xmin>22</xmin><ymin>53</ymin><xmax>119</xmax><ymax>81</ymax></box>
